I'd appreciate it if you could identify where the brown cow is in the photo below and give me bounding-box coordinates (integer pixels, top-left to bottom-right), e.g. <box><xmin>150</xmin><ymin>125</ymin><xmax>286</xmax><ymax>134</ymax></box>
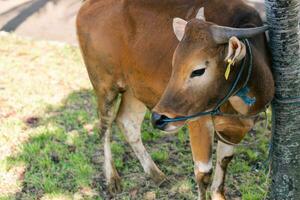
<box><xmin>76</xmin><ymin>0</ymin><xmax>274</xmax><ymax>199</ymax></box>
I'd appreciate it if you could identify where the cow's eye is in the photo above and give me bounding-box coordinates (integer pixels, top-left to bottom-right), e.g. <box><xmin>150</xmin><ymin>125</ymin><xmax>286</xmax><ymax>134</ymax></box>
<box><xmin>190</xmin><ymin>68</ymin><xmax>206</xmax><ymax>78</ymax></box>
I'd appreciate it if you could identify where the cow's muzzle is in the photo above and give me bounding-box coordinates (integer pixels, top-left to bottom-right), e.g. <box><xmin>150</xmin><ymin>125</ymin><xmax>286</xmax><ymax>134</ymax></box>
<box><xmin>151</xmin><ymin>112</ymin><xmax>169</xmax><ymax>130</ymax></box>
<box><xmin>151</xmin><ymin>112</ymin><xmax>185</xmax><ymax>132</ymax></box>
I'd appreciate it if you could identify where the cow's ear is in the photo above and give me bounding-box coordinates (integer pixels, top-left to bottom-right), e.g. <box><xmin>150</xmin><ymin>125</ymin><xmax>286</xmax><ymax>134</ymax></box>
<box><xmin>173</xmin><ymin>18</ymin><xmax>187</xmax><ymax>41</ymax></box>
<box><xmin>225</xmin><ymin>36</ymin><xmax>246</xmax><ymax>62</ymax></box>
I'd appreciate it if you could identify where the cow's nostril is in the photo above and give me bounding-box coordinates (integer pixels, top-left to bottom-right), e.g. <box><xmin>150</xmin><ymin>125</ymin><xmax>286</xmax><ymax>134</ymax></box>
<box><xmin>151</xmin><ymin>112</ymin><xmax>169</xmax><ymax>130</ymax></box>
<box><xmin>156</xmin><ymin>115</ymin><xmax>168</xmax><ymax>126</ymax></box>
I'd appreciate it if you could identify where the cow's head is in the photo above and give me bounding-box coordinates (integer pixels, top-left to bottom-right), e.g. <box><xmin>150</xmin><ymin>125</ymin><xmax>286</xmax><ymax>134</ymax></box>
<box><xmin>152</xmin><ymin>8</ymin><xmax>267</xmax><ymax>132</ymax></box>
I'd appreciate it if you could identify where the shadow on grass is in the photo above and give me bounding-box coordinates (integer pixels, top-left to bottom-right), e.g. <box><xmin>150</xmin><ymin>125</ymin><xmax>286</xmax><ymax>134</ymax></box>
<box><xmin>6</xmin><ymin>89</ymin><xmax>109</xmax><ymax>199</ymax></box>
<box><xmin>5</xmin><ymin>88</ymin><xmax>270</xmax><ymax>199</ymax></box>
<box><xmin>5</xmin><ymin>89</ymin><xmax>197</xmax><ymax>200</ymax></box>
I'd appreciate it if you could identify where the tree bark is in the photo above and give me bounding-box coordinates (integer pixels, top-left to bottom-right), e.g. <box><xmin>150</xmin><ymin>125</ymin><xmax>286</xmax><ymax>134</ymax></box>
<box><xmin>265</xmin><ymin>0</ymin><xmax>300</xmax><ymax>199</ymax></box>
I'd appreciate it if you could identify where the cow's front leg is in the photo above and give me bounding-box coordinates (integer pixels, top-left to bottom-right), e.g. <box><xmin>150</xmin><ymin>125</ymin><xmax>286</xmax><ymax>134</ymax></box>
<box><xmin>211</xmin><ymin>115</ymin><xmax>253</xmax><ymax>199</ymax></box>
<box><xmin>188</xmin><ymin>117</ymin><xmax>214</xmax><ymax>200</ymax></box>
<box><xmin>211</xmin><ymin>140</ymin><xmax>234</xmax><ymax>200</ymax></box>
<box><xmin>117</xmin><ymin>91</ymin><xmax>166</xmax><ymax>184</ymax></box>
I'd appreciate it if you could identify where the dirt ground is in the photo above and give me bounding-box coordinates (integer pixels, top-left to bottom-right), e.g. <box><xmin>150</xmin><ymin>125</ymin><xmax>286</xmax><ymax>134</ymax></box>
<box><xmin>0</xmin><ymin>0</ymin><xmax>81</xmax><ymax>45</ymax></box>
<box><xmin>0</xmin><ymin>0</ymin><xmax>265</xmax><ymax>45</ymax></box>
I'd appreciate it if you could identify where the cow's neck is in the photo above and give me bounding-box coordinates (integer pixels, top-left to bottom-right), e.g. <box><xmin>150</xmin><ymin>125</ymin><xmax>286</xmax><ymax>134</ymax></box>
<box><xmin>248</xmin><ymin>44</ymin><xmax>274</xmax><ymax>114</ymax></box>
<box><xmin>230</xmin><ymin>42</ymin><xmax>274</xmax><ymax>115</ymax></box>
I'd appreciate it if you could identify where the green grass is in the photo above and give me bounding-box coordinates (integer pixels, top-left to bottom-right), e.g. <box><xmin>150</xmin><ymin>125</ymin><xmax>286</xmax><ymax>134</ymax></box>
<box><xmin>0</xmin><ymin>32</ymin><xmax>271</xmax><ymax>199</ymax></box>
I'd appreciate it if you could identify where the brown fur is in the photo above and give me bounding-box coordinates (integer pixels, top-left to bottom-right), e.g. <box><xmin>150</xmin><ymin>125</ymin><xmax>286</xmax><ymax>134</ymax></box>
<box><xmin>77</xmin><ymin>0</ymin><xmax>274</xmax><ymax>199</ymax></box>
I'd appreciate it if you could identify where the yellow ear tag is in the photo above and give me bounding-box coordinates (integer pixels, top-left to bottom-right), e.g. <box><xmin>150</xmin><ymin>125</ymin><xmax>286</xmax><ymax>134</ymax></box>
<box><xmin>225</xmin><ymin>59</ymin><xmax>235</xmax><ymax>80</ymax></box>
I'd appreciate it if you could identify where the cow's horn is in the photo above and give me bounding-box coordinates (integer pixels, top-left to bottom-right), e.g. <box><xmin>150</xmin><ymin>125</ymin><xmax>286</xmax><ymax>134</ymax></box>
<box><xmin>196</xmin><ymin>7</ymin><xmax>206</xmax><ymax>21</ymax></box>
<box><xmin>210</xmin><ymin>25</ymin><xmax>268</xmax><ymax>44</ymax></box>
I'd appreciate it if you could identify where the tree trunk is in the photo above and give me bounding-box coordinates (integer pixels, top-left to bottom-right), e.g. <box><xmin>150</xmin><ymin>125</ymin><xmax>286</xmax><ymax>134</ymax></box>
<box><xmin>265</xmin><ymin>0</ymin><xmax>300</xmax><ymax>199</ymax></box>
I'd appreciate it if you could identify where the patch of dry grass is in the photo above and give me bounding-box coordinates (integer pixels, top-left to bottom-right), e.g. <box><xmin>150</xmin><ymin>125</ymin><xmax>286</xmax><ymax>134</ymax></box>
<box><xmin>0</xmin><ymin>32</ymin><xmax>91</xmax><ymax>198</ymax></box>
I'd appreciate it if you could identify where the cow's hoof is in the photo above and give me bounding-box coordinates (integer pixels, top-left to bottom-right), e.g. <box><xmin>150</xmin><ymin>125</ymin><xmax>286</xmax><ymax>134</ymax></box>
<box><xmin>149</xmin><ymin>167</ymin><xmax>166</xmax><ymax>185</ymax></box>
<box><xmin>107</xmin><ymin>174</ymin><xmax>122</xmax><ymax>195</ymax></box>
